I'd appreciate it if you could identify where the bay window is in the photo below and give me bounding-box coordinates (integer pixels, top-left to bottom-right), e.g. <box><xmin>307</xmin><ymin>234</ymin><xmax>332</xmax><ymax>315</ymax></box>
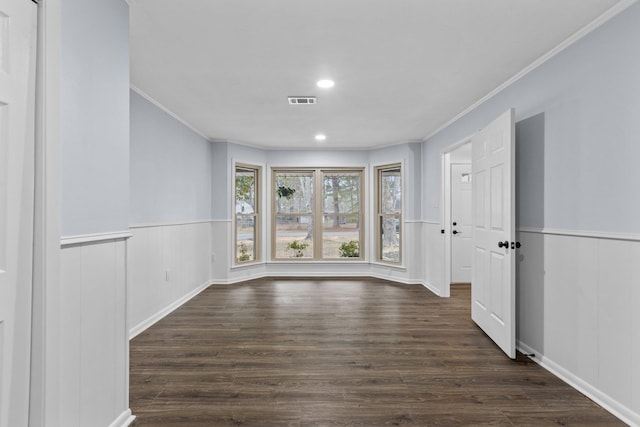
<box><xmin>272</xmin><ymin>168</ymin><xmax>363</xmax><ymax>261</ymax></box>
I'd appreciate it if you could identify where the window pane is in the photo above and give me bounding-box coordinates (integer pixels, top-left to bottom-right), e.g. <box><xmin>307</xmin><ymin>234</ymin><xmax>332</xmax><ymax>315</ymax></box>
<box><xmin>322</xmin><ymin>172</ymin><xmax>360</xmax><ymax>214</ymax></box>
<box><xmin>275</xmin><ymin>172</ymin><xmax>313</xmax><ymax>214</ymax></box>
<box><xmin>275</xmin><ymin>215</ymin><xmax>313</xmax><ymax>258</ymax></box>
<box><xmin>235</xmin><ymin>165</ymin><xmax>259</xmax><ymax>264</ymax></box>
<box><xmin>381</xmin><ymin>168</ymin><xmax>401</xmax><ymax>214</ymax></box>
<box><xmin>322</xmin><ymin>214</ymin><xmax>360</xmax><ymax>258</ymax></box>
<box><xmin>380</xmin><ymin>216</ymin><xmax>400</xmax><ymax>262</ymax></box>
<box><xmin>236</xmin><ymin>215</ymin><xmax>255</xmax><ymax>262</ymax></box>
<box><xmin>235</xmin><ymin>168</ymin><xmax>256</xmax><ymax>213</ymax></box>
<box><xmin>272</xmin><ymin>168</ymin><xmax>363</xmax><ymax>261</ymax></box>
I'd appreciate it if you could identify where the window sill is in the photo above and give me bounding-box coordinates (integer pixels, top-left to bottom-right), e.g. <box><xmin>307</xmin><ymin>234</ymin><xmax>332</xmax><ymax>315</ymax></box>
<box><xmin>231</xmin><ymin>261</ymin><xmax>266</xmax><ymax>270</ymax></box>
<box><xmin>369</xmin><ymin>261</ymin><xmax>407</xmax><ymax>271</ymax></box>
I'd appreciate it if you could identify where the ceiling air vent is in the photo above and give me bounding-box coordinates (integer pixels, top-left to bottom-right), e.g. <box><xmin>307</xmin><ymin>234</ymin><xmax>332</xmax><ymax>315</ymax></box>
<box><xmin>288</xmin><ymin>96</ymin><xmax>317</xmax><ymax>105</ymax></box>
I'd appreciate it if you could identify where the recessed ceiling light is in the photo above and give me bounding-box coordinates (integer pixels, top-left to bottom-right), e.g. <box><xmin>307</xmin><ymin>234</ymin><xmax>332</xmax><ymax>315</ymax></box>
<box><xmin>316</xmin><ymin>79</ymin><xmax>335</xmax><ymax>89</ymax></box>
<box><xmin>315</xmin><ymin>134</ymin><xmax>327</xmax><ymax>141</ymax></box>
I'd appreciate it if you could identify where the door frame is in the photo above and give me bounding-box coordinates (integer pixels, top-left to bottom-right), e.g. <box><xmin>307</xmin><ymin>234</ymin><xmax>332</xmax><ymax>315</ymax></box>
<box><xmin>440</xmin><ymin>135</ymin><xmax>472</xmax><ymax>298</ymax></box>
<box><xmin>30</xmin><ymin>1</ymin><xmax>62</xmax><ymax>425</ymax></box>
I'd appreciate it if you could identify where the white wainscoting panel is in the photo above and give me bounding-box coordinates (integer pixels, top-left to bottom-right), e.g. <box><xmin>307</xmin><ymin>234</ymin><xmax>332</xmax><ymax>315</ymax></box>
<box><xmin>633</xmin><ymin>241</ymin><xmax>640</xmax><ymax>422</ymax></box>
<box><xmin>60</xmin><ymin>238</ymin><xmax>131</xmax><ymax>427</ymax></box>
<box><xmin>405</xmin><ymin>222</ymin><xmax>424</xmax><ymax>284</ymax></box>
<box><xmin>210</xmin><ymin>220</ymin><xmax>232</xmax><ymax>283</ymax></box>
<box><xmin>128</xmin><ymin>222</ymin><xmax>211</xmax><ymax>338</ymax></box>
<box><xmin>422</xmin><ymin>222</ymin><xmax>444</xmax><ymax>296</ymax></box>
<box><xmin>517</xmin><ymin>230</ymin><xmax>640</xmax><ymax>426</ymax></box>
<box><xmin>544</xmin><ymin>234</ymin><xmax>599</xmax><ymax>386</ymax></box>
<box><xmin>597</xmin><ymin>239</ymin><xmax>636</xmax><ymax>411</ymax></box>
<box><xmin>515</xmin><ymin>231</ymin><xmax>544</xmax><ymax>354</ymax></box>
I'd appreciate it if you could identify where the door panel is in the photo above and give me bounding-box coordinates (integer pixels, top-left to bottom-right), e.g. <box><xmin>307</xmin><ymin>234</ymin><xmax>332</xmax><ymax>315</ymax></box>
<box><xmin>0</xmin><ymin>0</ymin><xmax>37</xmax><ymax>425</ymax></box>
<box><xmin>490</xmin><ymin>165</ymin><xmax>504</xmax><ymax>230</ymax></box>
<box><xmin>473</xmin><ymin>247</ymin><xmax>487</xmax><ymax>310</ymax></box>
<box><xmin>474</xmin><ymin>171</ymin><xmax>486</xmax><ymax>229</ymax></box>
<box><xmin>490</xmin><ymin>252</ymin><xmax>505</xmax><ymax>322</ymax></box>
<box><xmin>471</xmin><ymin>109</ymin><xmax>516</xmax><ymax>359</ymax></box>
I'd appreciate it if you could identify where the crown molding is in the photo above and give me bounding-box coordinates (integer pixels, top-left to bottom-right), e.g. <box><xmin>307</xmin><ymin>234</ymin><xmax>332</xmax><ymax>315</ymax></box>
<box><xmin>130</xmin><ymin>84</ymin><xmax>210</xmax><ymax>141</ymax></box>
<box><xmin>423</xmin><ymin>0</ymin><xmax>638</xmax><ymax>141</ymax></box>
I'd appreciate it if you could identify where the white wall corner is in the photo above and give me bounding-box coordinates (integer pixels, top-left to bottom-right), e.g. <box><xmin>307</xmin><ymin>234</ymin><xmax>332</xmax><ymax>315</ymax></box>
<box><xmin>421</xmin><ymin>280</ymin><xmax>442</xmax><ymax>297</ymax></box>
<box><xmin>108</xmin><ymin>409</ymin><xmax>135</xmax><ymax>427</ymax></box>
<box><xmin>129</xmin><ymin>84</ymin><xmax>208</xmax><ymax>141</ymax></box>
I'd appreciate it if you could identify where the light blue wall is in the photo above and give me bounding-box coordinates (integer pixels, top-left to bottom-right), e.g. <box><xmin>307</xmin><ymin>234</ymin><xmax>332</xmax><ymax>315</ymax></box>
<box><xmin>211</xmin><ymin>142</ymin><xmax>422</xmax><ymax>221</ymax></box>
<box><xmin>229</xmin><ymin>142</ymin><xmax>267</xmax><ymax>168</ymax></box>
<box><xmin>515</xmin><ymin>113</ymin><xmax>545</xmax><ymax>230</ymax></box>
<box><xmin>423</xmin><ymin>3</ymin><xmax>640</xmax><ymax>234</ymax></box>
<box><xmin>60</xmin><ymin>0</ymin><xmax>130</xmax><ymax>236</ymax></box>
<box><xmin>130</xmin><ymin>91</ymin><xmax>212</xmax><ymax>224</ymax></box>
<box><xmin>266</xmin><ymin>148</ymin><xmax>368</xmax><ymax>168</ymax></box>
<box><xmin>210</xmin><ymin>142</ymin><xmax>230</xmax><ymax>220</ymax></box>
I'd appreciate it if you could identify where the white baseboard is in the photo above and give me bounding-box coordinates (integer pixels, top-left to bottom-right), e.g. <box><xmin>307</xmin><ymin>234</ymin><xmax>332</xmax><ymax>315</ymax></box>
<box><xmin>212</xmin><ymin>272</ymin><xmax>426</xmax><ymax>288</ymax></box>
<box><xmin>420</xmin><ymin>280</ymin><xmax>442</xmax><ymax>297</ymax></box>
<box><xmin>517</xmin><ymin>341</ymin><xmax>639</xmax><ymax>427</ymax></box>
<box><xmin>211</xmin><ymin>271</ymin><xmax>268</xmax><ymax>285</ymax></box>
<box><xmin>369</xmin><ymin>274</ymin><xmax>421</xmax><ymax>286</ymax></box>
<box><xmin>108</xmin><ymin>409</ymin><xmax>135</xmax><ymax>427</ymax></box>
<box><xmin>129</xmin><ymin>280</ymin><xmax>211</xmax><ymax>339</ymax></box>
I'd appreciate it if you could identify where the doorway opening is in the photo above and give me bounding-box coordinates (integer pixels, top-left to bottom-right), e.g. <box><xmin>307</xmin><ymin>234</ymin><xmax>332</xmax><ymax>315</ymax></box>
<box><xmin>441</xmin><ymin>139</ymin><xmax>472</xmax><ymax>298</ymax></box>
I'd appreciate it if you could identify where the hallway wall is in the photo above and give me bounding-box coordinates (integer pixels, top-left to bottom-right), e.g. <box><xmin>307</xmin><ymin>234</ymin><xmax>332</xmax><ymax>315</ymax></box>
<box><xmin>421</xmin><ymin>3</ymin><xmax>640</xmax><ymax>424</ymax></box>
<box><xmin>129</xmin><ymin>90</ymin><xmax>212</xmax><ymax>225</ymax></box>
<box><xmin>128</xmin><ymin>90</ymin><xmax>213</xmax><ymax>338</ymax></box>
<box><xmin>60</xmin><ymin>0</ymin><xmax>130</xmax><ymax>238</ymax></box>
<box><xmin>58</xmin><ymin>0</ymin><xmax>132</xmax><ymax>425</ymax></box>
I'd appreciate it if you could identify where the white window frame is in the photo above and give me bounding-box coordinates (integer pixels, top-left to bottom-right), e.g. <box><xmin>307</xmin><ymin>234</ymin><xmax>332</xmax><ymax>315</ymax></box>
<box><xmin>234</xmin><ymin>163</ymin><xmax>261</xmax><ymax>265</ymax></box>
<box><xmin>375</xmin><ymin>163</ymin><xmax>403</xmax><ymax>265</ymax></box>
<box><xmin>271</xmin><ymin>167</ymin><xmax>365</xmax><ymax>261</ymax></box>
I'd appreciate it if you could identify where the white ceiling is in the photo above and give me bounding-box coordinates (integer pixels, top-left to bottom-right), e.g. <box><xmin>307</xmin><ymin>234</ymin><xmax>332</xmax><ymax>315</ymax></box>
<box><xmin>129</xmin><ymin>0</ymin><xmax>626</xmax><ymax>149</ymax></box>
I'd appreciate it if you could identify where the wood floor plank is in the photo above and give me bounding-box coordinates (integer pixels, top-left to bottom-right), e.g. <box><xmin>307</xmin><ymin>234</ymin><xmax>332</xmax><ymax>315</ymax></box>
<box><xmin>130</xmin><ymin>278</ymin><xmax>624</xmax><ymax>426</ymax></box>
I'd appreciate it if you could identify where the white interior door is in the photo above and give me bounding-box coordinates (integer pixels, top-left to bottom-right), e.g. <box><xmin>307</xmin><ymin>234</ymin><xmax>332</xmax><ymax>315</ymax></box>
<box><xmin>471</xmin><ymin>108</ymin><xmax>516</xmax><ymax>359</ymax></box>
<box><xmin>0</xmin><ymin>0</ymin><xmax>37</xmax><ymax>425</ymax></box>
<box><xmin>451</xmin><ymin>163</ymin><xmax>472</xmax><ymax>283</ymax></box>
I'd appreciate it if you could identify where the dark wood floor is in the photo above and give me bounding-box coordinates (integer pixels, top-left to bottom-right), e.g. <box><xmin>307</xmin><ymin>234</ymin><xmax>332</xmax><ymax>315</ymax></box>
<box><xmin>130</xmin><ymin>278</ymin><xmax>624</xmax><ymax>426</ymax></box>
